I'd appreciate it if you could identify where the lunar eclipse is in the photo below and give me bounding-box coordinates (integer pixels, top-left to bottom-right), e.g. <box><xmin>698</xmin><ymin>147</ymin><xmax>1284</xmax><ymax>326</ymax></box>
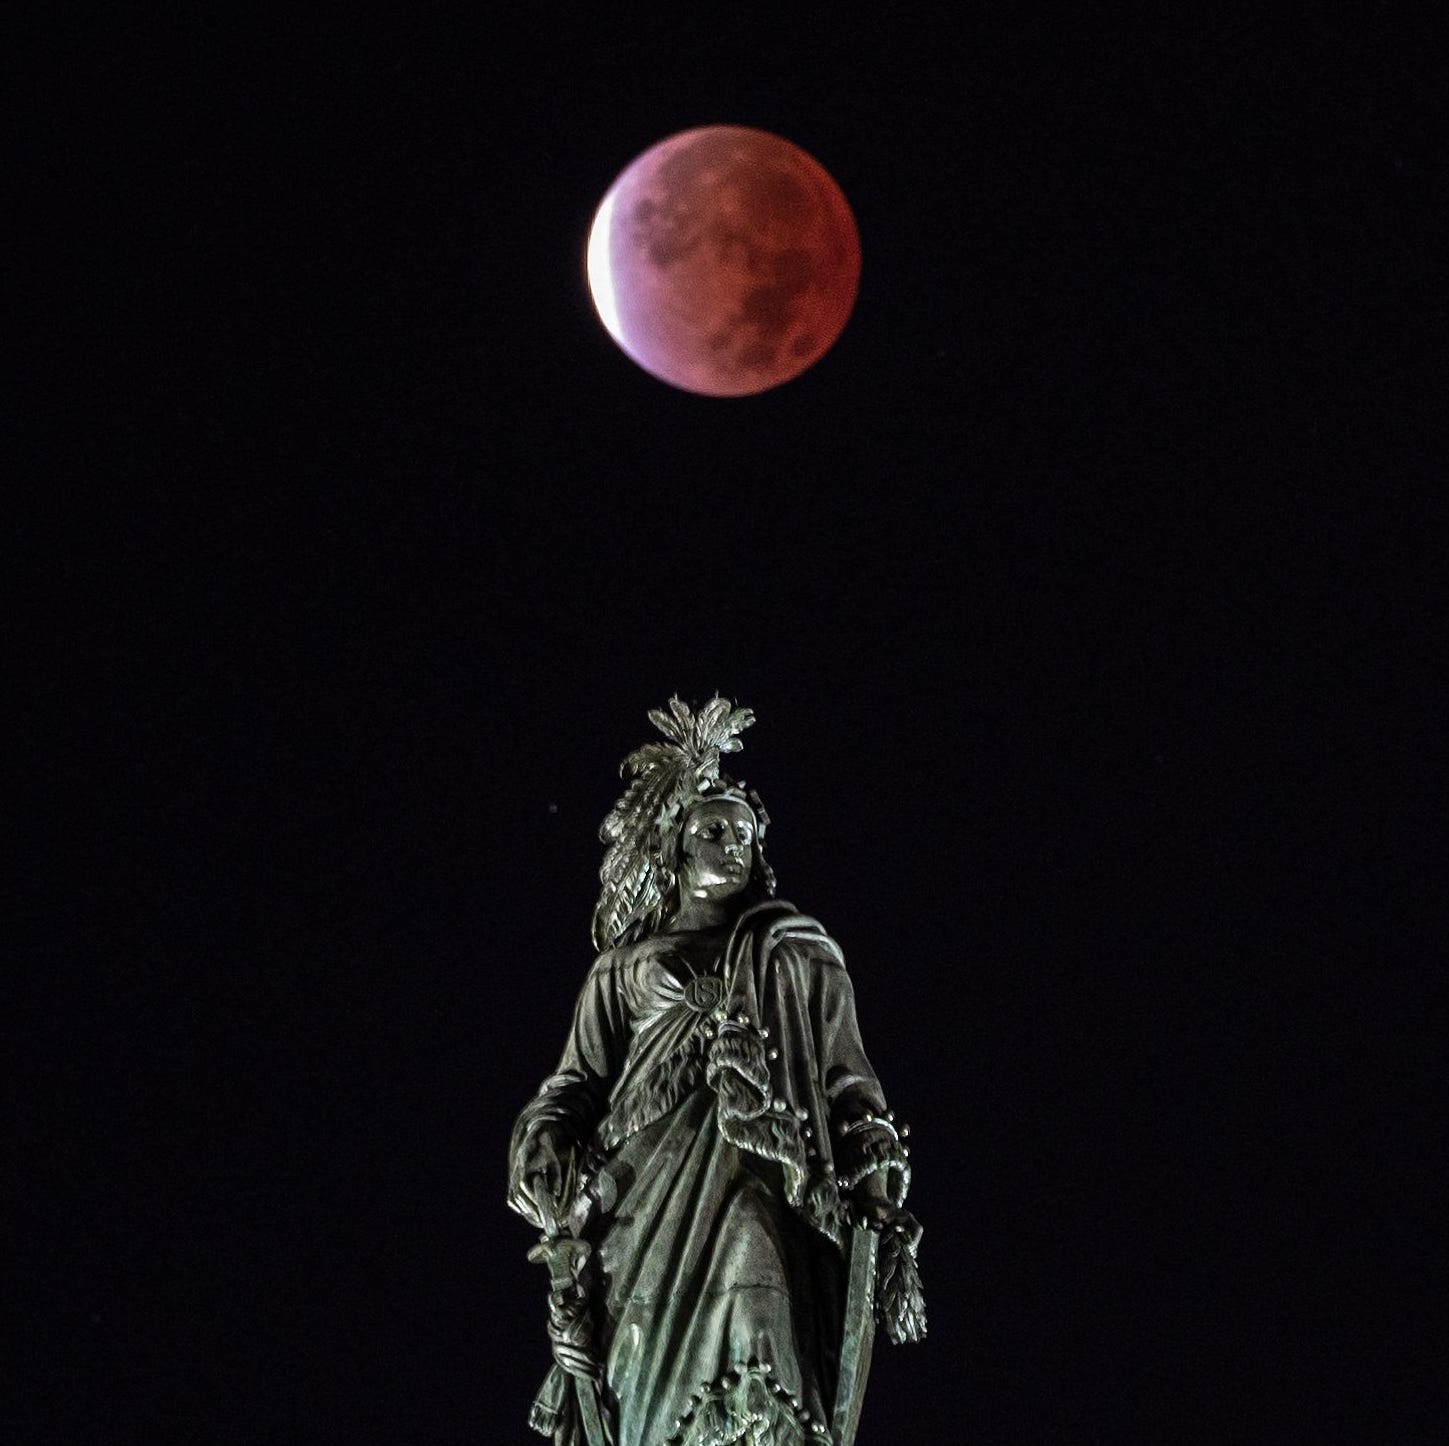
<box><xmin>586</xmin><ymin>126</ymin><xmax>861</xmax><ymax>397</ymax></box>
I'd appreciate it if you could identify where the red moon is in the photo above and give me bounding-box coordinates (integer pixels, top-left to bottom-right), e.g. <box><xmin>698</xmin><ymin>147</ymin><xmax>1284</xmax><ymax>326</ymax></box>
<box><xmin>586</xmin><ymin>126</ymin><xmax>861</xmax><ymax>397</ymax></box>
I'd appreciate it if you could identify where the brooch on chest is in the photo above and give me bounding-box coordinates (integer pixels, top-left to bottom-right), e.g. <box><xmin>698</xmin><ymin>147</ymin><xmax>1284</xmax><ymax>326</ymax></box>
<box><xmin>683</xmin><ymin>974</ymin><xmax>725</xmax><ymax>1013</ymax></box>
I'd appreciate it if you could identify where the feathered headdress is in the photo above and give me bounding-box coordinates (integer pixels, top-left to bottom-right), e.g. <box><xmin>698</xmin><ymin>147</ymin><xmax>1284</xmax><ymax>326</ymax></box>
<box><xmin>592</xmin><ymin>696</ymin><xmax>763</xmax><ymax>950</ymax></box>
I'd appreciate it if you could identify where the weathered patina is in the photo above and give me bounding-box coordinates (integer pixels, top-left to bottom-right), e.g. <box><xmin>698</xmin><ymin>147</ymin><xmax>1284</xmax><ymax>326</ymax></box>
<box><xmin>508</xmin><ymin>699</ymin><xmax>924</xmax><ymax>1446</ymax></box>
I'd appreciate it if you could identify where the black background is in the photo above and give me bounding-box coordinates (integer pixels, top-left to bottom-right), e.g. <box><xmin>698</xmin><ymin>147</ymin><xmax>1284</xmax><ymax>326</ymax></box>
<box><xmin>15</xmin><ymin>10</ymin><xmax>1442</xmax><ymax>1444</ymax></box>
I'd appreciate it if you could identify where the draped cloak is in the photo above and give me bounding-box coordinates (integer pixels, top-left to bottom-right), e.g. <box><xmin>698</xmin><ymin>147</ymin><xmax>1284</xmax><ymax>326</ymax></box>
<box><xmin>509</xmin><ymin>902</ymin><xmax>910</xmax><ymax>1446</ymax></box>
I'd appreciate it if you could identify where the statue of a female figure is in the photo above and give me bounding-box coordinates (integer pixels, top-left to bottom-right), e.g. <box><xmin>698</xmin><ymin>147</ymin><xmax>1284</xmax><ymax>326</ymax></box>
<box><xmin>507</xmin><ymin>699</ymin><xmax>924</xmax><ymax>1446</ymax></box>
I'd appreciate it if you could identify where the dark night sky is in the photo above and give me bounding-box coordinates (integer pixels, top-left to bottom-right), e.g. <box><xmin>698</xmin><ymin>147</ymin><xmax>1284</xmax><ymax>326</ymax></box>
<box><xmin>15</xmin><ymin>11</ymin><xmax>1442</xmax><ymax>1445</ymax></box>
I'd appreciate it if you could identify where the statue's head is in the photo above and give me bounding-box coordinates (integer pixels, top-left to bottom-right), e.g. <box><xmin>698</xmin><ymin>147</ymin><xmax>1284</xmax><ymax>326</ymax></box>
<box><xmin>666</xmin><ymin>785</ymin><xmax>776</xmax><ymax>919</ymax></box>
<box><xmin>677</xmin><ymin>792</ymin><xmax>757</xmax><ymax>902</ymax></box>
<box><xmin>591</xmin><ymin>698</ymin><xmax>777</xmax><ymax>949</ymax></box>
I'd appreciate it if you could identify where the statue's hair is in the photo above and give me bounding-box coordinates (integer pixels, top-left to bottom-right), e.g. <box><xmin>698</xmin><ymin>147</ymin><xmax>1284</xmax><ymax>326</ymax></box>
<box><xmin>592</xmin><ymin>698</ymin><xmax>776</xmax><ymax>950</ymax></box>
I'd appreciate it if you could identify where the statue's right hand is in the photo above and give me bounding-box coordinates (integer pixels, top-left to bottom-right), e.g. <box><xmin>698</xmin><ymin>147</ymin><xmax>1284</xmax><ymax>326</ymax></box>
<box><xmin>515</xmin><ymin>1123</ymin><xmax>571</xmax><ymax>1225</ymax></box>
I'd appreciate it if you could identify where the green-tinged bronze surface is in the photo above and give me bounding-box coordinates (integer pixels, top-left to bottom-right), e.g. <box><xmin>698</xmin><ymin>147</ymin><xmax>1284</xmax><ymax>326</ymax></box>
<box><xmin>832</xmin><ymin>1228</ymin><xmax>878</xmax><ymax>1446</ymax></box>
<box><xmin>508</xmin><ymin>700</ymin><xmax>924</xmax><ymax>1446</ymax></box>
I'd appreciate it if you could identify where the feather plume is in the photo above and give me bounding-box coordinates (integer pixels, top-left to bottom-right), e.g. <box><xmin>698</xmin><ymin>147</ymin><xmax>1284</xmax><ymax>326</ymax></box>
<box><xmin>693</xmin><ymin>695</ymin><xmax>730</xmax><ymax>746</ymax></box>
<box><xmin>646</xmin><ymin>706</ymin><xmax>686</xmax><ymax>745</ymax></box>
<box><xmin>619</xmin><ymin>741</ymin><xmax>676</xmax><ymax>776</ymax></box>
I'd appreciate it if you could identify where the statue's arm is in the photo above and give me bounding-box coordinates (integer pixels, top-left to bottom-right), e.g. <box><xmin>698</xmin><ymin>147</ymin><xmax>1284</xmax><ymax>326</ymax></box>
<box><xmin>815</xmin><ymin>960</ymin><xmax>913</xmax><ymax>1210</ymax></box>
<box><xmin>507</xmin><ymin>953</ymin><xmax>629</xmax><ymax>1226</ymax></box>
<box><xmin>815</xmin><ymin>946</ymin><xmax>928</xmax><ymax>1345</ymax></box>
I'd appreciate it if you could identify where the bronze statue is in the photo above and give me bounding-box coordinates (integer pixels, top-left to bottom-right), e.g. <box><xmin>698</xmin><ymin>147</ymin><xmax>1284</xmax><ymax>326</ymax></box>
<box><xmin>508</xmin><ymin>698</ymin><xmax>925</xmax><ymax>1446</ymax></box>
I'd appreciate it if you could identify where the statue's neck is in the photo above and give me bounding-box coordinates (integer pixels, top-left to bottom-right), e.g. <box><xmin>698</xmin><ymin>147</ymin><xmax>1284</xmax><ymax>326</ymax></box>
<box><xmin>666</xmin><ymin>896</ymin><xmax>738</xmax><ymax>934</ymax></box>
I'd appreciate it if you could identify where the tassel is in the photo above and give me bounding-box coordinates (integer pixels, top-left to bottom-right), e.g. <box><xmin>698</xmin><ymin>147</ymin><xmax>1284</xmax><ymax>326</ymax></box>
<box><xmin>528</xmin><ymin>1364</ymin><xmax>575</xmax><ymax>1437</ymax></box>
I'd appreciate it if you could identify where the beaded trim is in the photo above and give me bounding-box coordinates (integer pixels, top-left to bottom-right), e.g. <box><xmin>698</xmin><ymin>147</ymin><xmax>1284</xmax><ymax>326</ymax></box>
<box><xmin>834</xmin><ymin>1112</ymin><xmax>912</xmax><ymax>1202</ymax></box>
<box><xmin>664</xmin><ymin>1362</ymin><xmax>833</xmax><ymax>1446</ymax></box>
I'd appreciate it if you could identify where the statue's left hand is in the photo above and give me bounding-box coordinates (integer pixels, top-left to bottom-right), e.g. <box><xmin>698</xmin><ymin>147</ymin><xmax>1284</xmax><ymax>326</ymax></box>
<box><xmin>849</xmin><ymin>1178</ymin><xmax>923</xmax><ymax>1251</ymax></box>
<box><xmin>850</xmin><ymin>1195</ymin><xmax>901</xmax><ymax>1230</ymax></box>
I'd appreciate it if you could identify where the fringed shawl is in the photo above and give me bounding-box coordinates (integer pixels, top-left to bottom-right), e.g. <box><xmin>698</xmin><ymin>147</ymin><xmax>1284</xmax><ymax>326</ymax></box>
<box><xmin>509</xmin><ymin>901</ymin><xmax>909</xmax><ymax>1245</ymax></box>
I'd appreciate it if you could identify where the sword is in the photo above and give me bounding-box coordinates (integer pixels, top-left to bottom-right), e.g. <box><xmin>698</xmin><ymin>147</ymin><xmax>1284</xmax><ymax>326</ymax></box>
<box><xmin>527</xmin><ymin>1166</ymin><xmax>615</xmax><ymax>1446</ymax></box>
<box><xmin>832</xmin><ymin>1225</ymin><xmax>879</xmax><ymax>1446</ymax></box>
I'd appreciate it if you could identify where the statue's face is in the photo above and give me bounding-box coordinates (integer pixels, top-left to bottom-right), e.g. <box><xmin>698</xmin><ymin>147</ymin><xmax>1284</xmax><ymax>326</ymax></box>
<box><xmin>678</xmin><ymin>797</ymin><xmax>757</xmax><ymax>902</ymax></box>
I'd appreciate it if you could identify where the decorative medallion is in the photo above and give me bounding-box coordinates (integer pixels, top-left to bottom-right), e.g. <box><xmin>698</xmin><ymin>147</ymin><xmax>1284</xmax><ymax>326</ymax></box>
<box><xmin>684</xmin><ymin>974</ymin><xmax>725</xmax><ymax>1013</ymax></box>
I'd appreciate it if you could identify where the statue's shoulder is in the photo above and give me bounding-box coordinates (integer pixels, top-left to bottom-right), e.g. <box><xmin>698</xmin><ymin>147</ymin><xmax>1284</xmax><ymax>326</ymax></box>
<box><xmin>752</xmin><ymin>902</ymin><xmax>847</xmax><ymax>971</ymax></box>
<box><xmin>587</xmin><ymin>935</ymin><xmax>665</xmax><ymax>977</ymax></box>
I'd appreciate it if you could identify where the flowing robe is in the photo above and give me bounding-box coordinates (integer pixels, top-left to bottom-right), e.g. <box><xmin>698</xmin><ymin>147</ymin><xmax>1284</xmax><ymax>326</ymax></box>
<box><xmin>509</xmin><ymin>902</ymin><xmax>910</xmax><ymax>1446</ymax></box>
